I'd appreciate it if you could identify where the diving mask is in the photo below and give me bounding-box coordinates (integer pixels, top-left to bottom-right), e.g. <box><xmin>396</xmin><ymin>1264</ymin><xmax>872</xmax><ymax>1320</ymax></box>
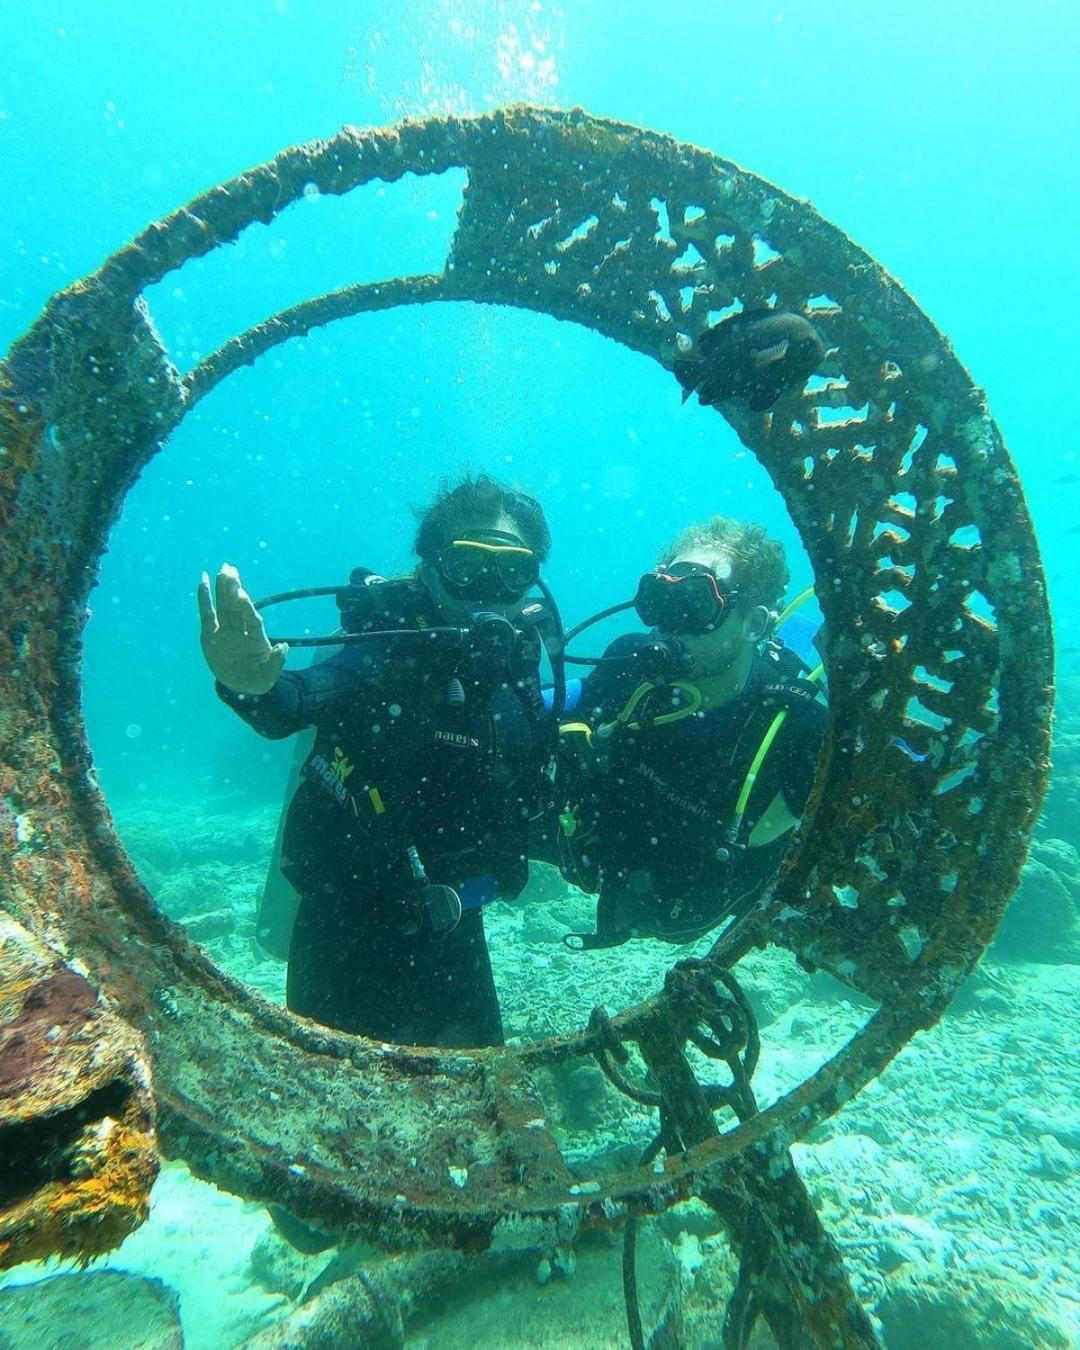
<box><xmin>634</xmin><ymin>562</ymin><xmax>740</xmax><ymax>634</ymax></box>
<box><xmin>435</xmin><ymin>530</ymin><xmax>540</xmax><ymax>604</ymax></box>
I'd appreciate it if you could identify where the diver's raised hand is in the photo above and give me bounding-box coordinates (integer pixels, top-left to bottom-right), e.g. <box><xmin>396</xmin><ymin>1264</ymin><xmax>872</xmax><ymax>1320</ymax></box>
<box><xmin>197</xmin><ymin>563</ymin><xmax>288</xmax><ymax>695</ymax></box>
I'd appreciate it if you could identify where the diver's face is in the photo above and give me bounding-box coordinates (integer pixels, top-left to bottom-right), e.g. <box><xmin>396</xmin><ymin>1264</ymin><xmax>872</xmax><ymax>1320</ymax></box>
<box><xmin>423</xmin><ymin>510</ymin><xmax>533</xmax><ymax>623</ymax></box>
<box><xmin>659</xmin><ymin>548</ymin><xmax>759</xmax><ymax>677</ymax></box>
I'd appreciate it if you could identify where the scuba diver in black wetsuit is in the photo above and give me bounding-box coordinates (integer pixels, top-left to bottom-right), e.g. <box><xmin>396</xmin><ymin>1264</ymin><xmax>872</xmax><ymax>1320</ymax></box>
<box><xmin>546</xmin><ymin>514</ymin><xmax>827</xmax><ymax>950</ymax></box>
<box><xmin>196</xmin><ymin>474</ymin><xmax>557</xmax><ymax>1048</ymax></box>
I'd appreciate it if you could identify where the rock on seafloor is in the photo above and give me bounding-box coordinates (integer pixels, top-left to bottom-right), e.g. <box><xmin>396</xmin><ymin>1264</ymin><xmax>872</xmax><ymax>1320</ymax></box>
<box><xmin>0</xmin><ymin>913</ymin><xmax>158</xmax><ymax>1270</ymax></box>
<box><xmin>0</xmin><ymin>1271</ymin><xmax>183</xmax><ymax>1349</ymax></box>
<box><xmin>876</xmin><ymin>1268</ymin><xmax>1072</xmax><ymax>1349</ymax></box>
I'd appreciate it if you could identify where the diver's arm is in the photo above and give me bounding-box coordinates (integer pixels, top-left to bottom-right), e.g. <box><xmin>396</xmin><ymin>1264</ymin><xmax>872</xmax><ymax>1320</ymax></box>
<box><xmin>214</xmin><ymin>671</ymin><xmax>310</xmax><ymax>739</ymax></box>
<box><xmin>197</xmin><ymin>564</ymin><xmax>288</xmax><ymax>695</ymax></box>
<box><xmin>215</xmin><ymin>641</ymin><xmax>384</xmax><ymax>739</ymax></box>
<box><xmin>199</xmin><ymin>563</ymin><xmax>378</xmax><ymax>739</ymax></box>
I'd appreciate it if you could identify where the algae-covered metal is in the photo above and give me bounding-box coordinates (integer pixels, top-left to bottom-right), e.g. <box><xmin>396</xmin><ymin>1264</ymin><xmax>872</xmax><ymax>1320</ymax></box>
<box><xmin>0</xmin><ymin>108</ymin><xmax>1052</xmax><ymax>1346</ymax></box>
<box><xmin>0</xmin><ymin>914</ymin><xmax>157</xmax><ymax>1267</ymax></box>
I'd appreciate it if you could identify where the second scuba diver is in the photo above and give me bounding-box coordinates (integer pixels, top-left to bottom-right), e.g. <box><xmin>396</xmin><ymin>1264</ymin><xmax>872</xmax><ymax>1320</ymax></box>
<box><xmin>197</xmin><ymin>474</ymin><xmax>555</xmax><ymax>1048</ymax></box>
<box><xmin>549</xmin><ymin>514</ymin><xmax>826</xmax><ymax>948</ymax></box>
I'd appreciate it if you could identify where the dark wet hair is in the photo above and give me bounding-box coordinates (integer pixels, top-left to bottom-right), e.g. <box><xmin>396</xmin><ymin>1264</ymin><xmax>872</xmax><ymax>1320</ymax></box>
<box><xmin>413</xmin><ymin>472</ymin><xmax>552</xmax><ymax>562</ymax></box>
<box><xmin>658</xmin><ymin>515</ymin><xmax>789</xmax><ymax>611</ymax></box>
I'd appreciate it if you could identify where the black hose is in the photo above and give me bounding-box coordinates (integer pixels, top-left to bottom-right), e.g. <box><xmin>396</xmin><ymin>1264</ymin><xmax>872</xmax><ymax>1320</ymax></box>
<box><xmin>562</xmin><ymin>598</ymin><xmax>636</xmax><ymax>648</ymax></box>
<box><xmin>623</xmin><ymin>1217</ymin><xmax>646</xmax><ymax>1350</ymax></box>
<box><xmin>253</xmin><ymin>584</ymin><xmax>346</xmax><ymax>609</ymax></box>
<box><xmin>535</xmin><ymin>576</ymin><xmax>567</xmax><ymax>720</ymax></box>
<box><xmin>264</xmin><ymin>625</ymin><xmax>462</xmax><ymax>648</ymax></box>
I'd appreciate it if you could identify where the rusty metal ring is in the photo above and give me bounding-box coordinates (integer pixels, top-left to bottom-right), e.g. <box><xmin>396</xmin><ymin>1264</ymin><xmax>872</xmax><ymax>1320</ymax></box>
<box><xmin>0</xmin><ymin>108</ymin><xmax>1052</xmax><ymax>1266</ymax></box>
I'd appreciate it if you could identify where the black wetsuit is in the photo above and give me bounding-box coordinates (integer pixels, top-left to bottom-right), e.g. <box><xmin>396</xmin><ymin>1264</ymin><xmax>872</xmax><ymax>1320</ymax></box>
<box><xmin>218</xmin><ymin>574</ymin><xmax>548</xmax><ymax>1047</ymax></box>
<box><xmin>556</xmin><ymin>633</ymin><xmax>826</xmax><ymax>945</ymax></box>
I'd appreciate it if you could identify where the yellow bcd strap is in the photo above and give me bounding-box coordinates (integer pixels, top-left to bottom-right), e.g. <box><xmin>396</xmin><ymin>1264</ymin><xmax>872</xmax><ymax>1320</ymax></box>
<box><xmin>731</xmin><ymin>662</ymin><xmax>825</xmax><ymax>832</ymax></box>
<box><xmin>775</xmin><ymin>584</ymin><xmax>817</xmax><ymax>629</ymax></box>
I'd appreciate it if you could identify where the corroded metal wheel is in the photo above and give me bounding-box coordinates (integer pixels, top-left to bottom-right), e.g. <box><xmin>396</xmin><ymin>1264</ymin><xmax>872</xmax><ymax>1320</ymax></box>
<box><xmin>0</xmin><ymin>108</ymin><xmax>1052</xmax><ymax>1346</ymax></box>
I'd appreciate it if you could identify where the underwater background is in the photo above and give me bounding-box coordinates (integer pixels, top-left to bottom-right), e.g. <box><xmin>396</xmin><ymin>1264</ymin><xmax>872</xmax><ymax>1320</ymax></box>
<box><xmin>2</xmin><ymin>2</ymin><xmax>1079</xmax><ymax>1346</ymax></box>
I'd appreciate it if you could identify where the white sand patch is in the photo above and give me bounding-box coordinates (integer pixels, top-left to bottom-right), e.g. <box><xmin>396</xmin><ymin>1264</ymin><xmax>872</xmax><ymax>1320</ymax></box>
<box><xmin>107</xmin><ymin>1163</ymin><xmax>285</xmax><ymax>1350</ymax></box>
<box><xmin>1</xmin><ymin>1163</ymin><xmax>284</xmax><ymax>1350</ymax></box>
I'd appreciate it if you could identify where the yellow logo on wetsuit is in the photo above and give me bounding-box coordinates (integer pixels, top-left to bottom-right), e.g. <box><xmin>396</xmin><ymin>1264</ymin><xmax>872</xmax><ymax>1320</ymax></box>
<box><xmin>330</xmin><ymin>747</ymin><xmax>355</xmax><ymax>783</ymax></box>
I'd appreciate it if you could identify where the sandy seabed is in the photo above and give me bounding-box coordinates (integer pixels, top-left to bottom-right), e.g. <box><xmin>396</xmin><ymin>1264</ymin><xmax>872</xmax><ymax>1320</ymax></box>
<box><xmin>2</xmin><ymin>798</ymin><xmax>1078</xmax><ymax>1349</ymax></box>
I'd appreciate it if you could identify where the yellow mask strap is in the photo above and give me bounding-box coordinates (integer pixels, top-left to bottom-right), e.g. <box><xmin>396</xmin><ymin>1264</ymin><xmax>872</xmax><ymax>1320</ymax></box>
<box><xmin>450</xmin><ymin>538</ymin><xmax>535</xmax><ymax>557</ymax></box>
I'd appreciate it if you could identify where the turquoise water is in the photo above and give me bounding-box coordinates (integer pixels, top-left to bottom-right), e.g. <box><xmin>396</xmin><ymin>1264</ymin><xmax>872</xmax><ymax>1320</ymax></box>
<box><xmin>2</xmin><ymin>2</ymin><xmax>1076</xmax><ymax>795</ymax></box>
<box><xmin>2</xmin><ymin>3</ymin><xmax>1079</xmax><ymax>1346</ymax></box>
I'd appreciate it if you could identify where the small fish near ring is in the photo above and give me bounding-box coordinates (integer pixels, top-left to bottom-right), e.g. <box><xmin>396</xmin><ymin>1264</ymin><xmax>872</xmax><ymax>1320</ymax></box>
<box><xmin>674</xmin><ymin>309</ymin><xmax>827</xmax><ymax>412</ymax></box>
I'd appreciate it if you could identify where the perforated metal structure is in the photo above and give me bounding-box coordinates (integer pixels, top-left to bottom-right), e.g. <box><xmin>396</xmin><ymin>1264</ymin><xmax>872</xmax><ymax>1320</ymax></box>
<box><xmin>0</xmin><ymin>109</ymin><xmax>1051</xmax><ymax>1346</ymax></box>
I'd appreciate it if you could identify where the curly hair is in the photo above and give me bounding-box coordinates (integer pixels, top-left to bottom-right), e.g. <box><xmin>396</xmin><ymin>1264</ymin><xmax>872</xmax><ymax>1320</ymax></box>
<box><xmin>413</xmin><ymin>472</ymin><xmax>551</xmax><ymax>563</ymax></box>
<box><xmin>658</xmin><ymin>515</ymin><xmax>789</xmax><ymax>611</ymax></box>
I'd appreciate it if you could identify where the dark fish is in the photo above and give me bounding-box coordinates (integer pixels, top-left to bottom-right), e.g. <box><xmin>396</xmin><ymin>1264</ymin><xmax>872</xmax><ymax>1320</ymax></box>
<box><xmin>674</xmin><ymin>309</ymin><xmax>826</xmax><ymax>412</ymax></box>
<box><xmin>1053</xmin><ymin>472</ymin><xmax>1080</xmax><ymax>486</ymax></box>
